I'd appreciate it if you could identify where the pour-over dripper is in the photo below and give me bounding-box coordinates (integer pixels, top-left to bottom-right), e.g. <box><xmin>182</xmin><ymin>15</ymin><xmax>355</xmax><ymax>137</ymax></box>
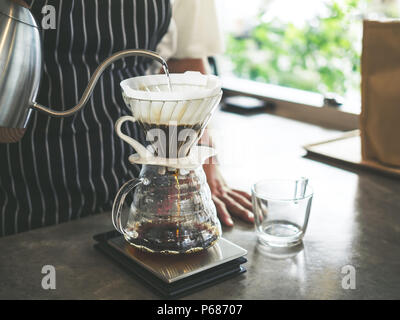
<box><xmin>112</xmin><ymin>71</ymin><xmax>223</xmax><ymax>254</ymax></box>
<box><xmin>116</xmin><ymin>72</ymin><xmax>222</xmax><ymax>169</ymax></box>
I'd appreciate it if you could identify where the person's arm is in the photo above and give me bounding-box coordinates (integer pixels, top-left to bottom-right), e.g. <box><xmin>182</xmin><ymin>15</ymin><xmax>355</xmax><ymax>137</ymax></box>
<box><xmin>166</xmin><ymin>58</ymin><xmax>207</xmax><ymax>74</ymax></box>
<box><xmin>166</xmin><ymin>58</ymin><xmax>254</xmax><ymax>227</ymax></box>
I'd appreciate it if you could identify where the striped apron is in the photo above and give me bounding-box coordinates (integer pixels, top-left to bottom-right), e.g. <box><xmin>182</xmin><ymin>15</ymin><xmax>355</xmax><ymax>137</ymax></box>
<box><xmin>0</xmin><ymin>0</ymin><xmax>171</xmax><ymax>236</ymax></box>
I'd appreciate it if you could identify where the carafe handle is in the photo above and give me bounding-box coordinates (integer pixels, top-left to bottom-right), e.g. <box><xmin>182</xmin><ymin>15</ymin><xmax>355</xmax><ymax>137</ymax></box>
<box><xmin>112</xmin><ymin>178</ymin><xmax>143</xmax><ymax>236</ymax></box>
<box><xmin>115</xmin><ymin>115</ymin><xmax>153</xmax><ymax>159</ymax></box>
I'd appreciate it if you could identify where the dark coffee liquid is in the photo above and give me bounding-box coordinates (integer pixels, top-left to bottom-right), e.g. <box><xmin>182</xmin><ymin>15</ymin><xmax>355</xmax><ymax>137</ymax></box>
<box><xmin>127</xmin><ymin>221</ymin><xmax>219</xmax><ymax>253</ymax></box>
<box><xmin>139</xmin><ymin>122</ymin><xmax>204</xmax><ymax>158</ymax></box>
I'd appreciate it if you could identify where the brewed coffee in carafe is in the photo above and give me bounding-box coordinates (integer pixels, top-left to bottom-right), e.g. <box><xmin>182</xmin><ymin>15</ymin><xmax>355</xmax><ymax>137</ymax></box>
<box><xmin>112</xmin><ymin>71</ymin><xmax>223</xmax><ymax>254</ymax></box>
<box><xmin>122</xmin><ymin>165</ymin><xmax>221</xmax><ymax>254</ymax></box>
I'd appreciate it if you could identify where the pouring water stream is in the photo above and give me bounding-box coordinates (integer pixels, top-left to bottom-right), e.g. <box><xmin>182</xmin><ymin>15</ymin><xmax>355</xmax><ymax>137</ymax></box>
<box><xmin>161</xmin><ymin>61</ymin><xmax>173</xmax><ymax>92</ymax></box>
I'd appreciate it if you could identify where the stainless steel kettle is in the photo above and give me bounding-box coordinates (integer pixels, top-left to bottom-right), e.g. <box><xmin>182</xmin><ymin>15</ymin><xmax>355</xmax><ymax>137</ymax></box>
<box><xmin>0</xmin><ymin>0</ymin><xmax>166</xmax><ymax>143</ymax></box>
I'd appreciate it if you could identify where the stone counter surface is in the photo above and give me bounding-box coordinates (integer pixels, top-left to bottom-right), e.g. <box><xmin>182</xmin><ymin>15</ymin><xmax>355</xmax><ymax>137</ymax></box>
<box><xmin>1</xmin><ymin>111</ymin><xmax>399</xmax><ymax>299</ymax></box>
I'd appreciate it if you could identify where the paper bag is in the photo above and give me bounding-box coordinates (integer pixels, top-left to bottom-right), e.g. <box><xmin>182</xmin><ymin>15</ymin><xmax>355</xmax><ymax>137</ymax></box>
<box><xmin>361</xmin><ymin>20</ymin><xmax>400</xmax><ymax>168</ymax></box>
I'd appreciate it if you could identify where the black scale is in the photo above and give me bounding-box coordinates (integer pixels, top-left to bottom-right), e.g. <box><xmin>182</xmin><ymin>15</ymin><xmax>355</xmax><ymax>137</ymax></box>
<box><xmin>93</xmin><ymin>230</ymin><xmax>247</xmax><ymax>298</ymax></box>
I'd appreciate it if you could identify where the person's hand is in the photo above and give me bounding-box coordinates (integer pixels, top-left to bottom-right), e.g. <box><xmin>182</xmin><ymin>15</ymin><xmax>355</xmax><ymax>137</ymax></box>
<box><xmin>203</xmin><ymin>162</ymin><xmax>254</xmax><ymax>227</ymax></box>
<box><xmin>165</xmin><ymin>57</ymin><xmax>254</xmax><ymax>227</ymax></box>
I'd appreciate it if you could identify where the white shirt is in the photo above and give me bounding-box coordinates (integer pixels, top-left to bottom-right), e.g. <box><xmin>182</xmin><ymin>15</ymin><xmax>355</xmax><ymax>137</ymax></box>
<box><xmin>156</xmin><ymin>0</ymin><xmax>225</xmax><ymax>60</ymax></box>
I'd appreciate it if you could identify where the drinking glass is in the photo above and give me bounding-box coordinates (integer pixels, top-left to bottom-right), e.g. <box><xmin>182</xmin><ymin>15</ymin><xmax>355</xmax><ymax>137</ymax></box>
<box><xmin>252</xmin><ymin>178</ymin><xmax>313</xmax><ymax>247</ymax></box>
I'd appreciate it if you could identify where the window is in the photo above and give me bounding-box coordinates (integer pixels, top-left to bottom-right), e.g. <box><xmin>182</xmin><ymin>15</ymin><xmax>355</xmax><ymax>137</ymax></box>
<box><xmin>216</xmin><ymin>0</ymin><xmax>400</xmax><ymax>129</ymax></box>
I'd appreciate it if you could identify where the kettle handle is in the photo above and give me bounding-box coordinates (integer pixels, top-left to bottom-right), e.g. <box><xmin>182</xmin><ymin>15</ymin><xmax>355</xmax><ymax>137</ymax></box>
<box><xmin>112</xmin><ymin>178</ymin><xmax>144</xmax><ymax>236</ymax></box>
<box><xmin>30</xmin><ymin>49</ymin><xmax>167</xmax><ymax>117</ymax></box>
<box><xmin>11</xmin><ymin>0</ymin><xmax>30</xmax><ymax>8</ymax></box>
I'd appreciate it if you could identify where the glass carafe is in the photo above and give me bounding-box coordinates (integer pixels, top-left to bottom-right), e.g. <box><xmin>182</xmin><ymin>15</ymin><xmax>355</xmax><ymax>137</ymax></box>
<box><xmin>112</xmin><ymin>164</ymin><xmax>221</xmax><ymax>254</ymax></box>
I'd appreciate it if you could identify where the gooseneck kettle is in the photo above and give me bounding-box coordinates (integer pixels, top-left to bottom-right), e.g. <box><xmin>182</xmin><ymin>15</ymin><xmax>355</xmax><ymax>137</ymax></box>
<box><xmin>0</xmin><ymin>0</ymin><xmax>167</xmax><ymax>142</ymax></box>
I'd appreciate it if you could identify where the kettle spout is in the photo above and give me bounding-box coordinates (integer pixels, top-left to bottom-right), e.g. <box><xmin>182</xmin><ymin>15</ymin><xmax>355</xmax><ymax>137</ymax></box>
<box><xmin>31</xmin><ymin>49</ymin><xmax>168</xmax><ymax>117</ymax></box>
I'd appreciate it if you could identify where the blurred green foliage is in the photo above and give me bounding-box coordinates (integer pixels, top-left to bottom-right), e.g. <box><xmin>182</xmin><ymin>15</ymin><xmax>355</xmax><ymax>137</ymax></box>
<box><xmin>226</xmin><ymin>0</ymin><xmax>364</xmax><ymax>96</ymax></box>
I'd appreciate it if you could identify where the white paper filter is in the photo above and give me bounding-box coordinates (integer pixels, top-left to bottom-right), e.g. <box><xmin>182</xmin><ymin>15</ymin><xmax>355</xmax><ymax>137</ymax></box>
<box><xmin>120</xmin><ymin>71</ymin><xmax>222</xmax><ymax>125</ymax></box>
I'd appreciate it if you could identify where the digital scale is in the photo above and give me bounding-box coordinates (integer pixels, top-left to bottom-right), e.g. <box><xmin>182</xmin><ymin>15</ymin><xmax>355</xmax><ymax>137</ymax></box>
<box><xmin>93</xmin><ymin>231</ymin><xmax>247</xmax><ymax>298</ymax></box>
